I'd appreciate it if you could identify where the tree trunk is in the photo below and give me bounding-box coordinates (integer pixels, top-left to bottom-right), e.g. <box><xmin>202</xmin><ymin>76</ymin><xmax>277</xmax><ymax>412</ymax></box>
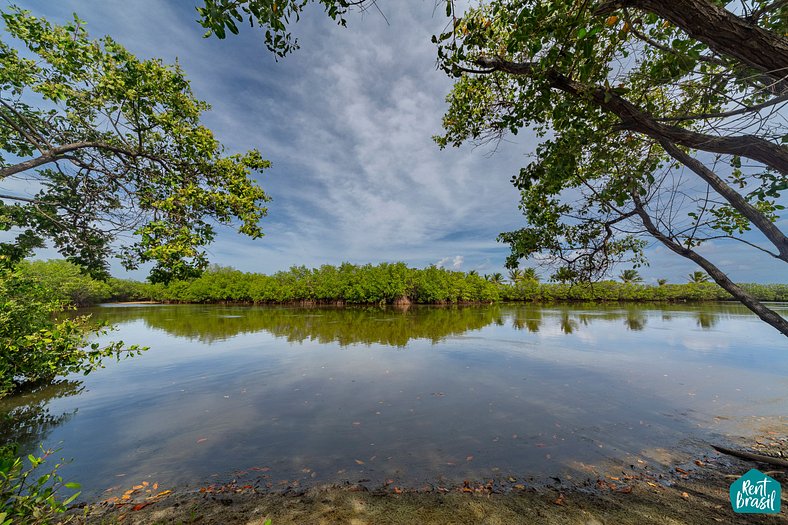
<box><xmin>597</xmin><ymin>0</ymin><xmax>788</xmax><ymax>88</ymax></box>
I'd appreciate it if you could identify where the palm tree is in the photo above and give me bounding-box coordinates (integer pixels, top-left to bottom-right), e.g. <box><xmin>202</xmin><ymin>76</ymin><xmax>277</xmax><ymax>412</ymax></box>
<box><xmin>467</xmin><ymin>270</ymin><xmax>479</xmax><ymax>277</ymax></box>
<box><xmin>657</xmin><ymin>278</ymin><xmax>667</xmax><ymax>286</ymax></box>
<box><xmin>522</xmin><ymin>267</ymin><xmax>539</xmax><ymax>283</ymax></box>
<box><xmin>688</xmin><ymin>271</ymin><xmax>710</xmax><ymax>284</ymax></box>
<box><xmin>485</xmin><ymin>272</ymin><xmax>504</xmax><ymax>284</ymax></box>
<box><xmin>507</xmin><ymin>268</ymin><xmax>524</xmax><ymax>284</ymax></box>
<box><xmin>618</xmin><ymin>269</ymin><xmax>643</xmax><ymax>283</ymax></box>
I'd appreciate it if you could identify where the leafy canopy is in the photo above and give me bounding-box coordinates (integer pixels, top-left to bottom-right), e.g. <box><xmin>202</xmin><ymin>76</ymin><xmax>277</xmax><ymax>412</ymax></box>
<box><xmin>433</xmin><ymin>0</ymin><xmax>786</xmax><ymax>283</ymax></box>
<box><xmin>0</xmin><ymin>8</ymin><xmax>271</xmax><ymax>282</ymax></box>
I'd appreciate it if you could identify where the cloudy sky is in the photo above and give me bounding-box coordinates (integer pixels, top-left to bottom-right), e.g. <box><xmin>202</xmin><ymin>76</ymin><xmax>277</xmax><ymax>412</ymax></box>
<box><xmin>7</xmin><ymin>0</ymin><xmax>787</xmax><ymax>283</ymax></box>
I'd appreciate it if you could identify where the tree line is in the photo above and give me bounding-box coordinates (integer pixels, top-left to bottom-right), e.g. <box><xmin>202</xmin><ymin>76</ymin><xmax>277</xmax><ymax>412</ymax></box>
<box><xmin>19</xmin><ymin>259</ymin><xmax>788</xmax><ymax>306</ymax></box>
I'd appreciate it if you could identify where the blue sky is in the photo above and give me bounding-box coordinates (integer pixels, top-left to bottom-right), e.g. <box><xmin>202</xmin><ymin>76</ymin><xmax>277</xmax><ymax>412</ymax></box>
<box><xmin>7</xmin><ymin>0</ymin><xmax>788</xmax><ymax>283</ymax></box>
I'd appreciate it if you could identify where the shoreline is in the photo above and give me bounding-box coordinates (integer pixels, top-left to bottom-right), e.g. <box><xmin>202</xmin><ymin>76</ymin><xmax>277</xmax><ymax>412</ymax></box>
<box><xmin>65</xmin><ymin>437</ymin><xmax>787</xmax><ymax>524</ymax></box>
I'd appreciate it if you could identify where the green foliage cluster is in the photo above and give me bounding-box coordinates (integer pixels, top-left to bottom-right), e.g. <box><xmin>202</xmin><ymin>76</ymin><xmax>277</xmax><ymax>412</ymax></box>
<box><xmin>499</xmin><ymin>280</ymin><xmax>788</xmax><ymax>302</ymax></box>
<box><xmin>21</xmin><ymin>259</ymin><xmax>788</xmax><ymax>308</ymax></box>
<box><xmin>0</xmin><ymin>445</ymin><xmax>80</xmax><ymax>525</ymax></box>
<box><xmin>0</xmin><ymin>260</ymin><xmax>141</xmax><ymax>397</ymax></box>
<box><xmin>149</xmin><ymin>262</ymin><xmax>501</xmax><ymax>304</ymax></box>
<box><xmin>0</xmin><ymin>8</ymin><xmax>271</xmax><ymax>282</ymax></box>
<box><xmin>148</xmin><ymin>264</ymin><xmax>788</xmax><ymax>305</ymax></box>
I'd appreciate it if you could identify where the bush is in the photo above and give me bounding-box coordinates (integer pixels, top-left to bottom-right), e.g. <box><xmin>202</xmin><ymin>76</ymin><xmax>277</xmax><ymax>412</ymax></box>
<box><xmin>0</xmin><ymin>445</ymin><xmax>80</xmax><ymax>524</ymax></box>
<box><xmin>17</xmin><ymin>261</ymin><xmax>110</xmax><ymax>307</ymax></box>
<box><xmin>0</xmin><ymin>263</ymin><xmax>142</xmax><ymax>397</ymax></box>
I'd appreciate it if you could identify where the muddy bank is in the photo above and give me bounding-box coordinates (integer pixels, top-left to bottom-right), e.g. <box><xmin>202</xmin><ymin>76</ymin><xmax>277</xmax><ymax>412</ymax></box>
<box><xmin>64</xmin><ymin>445</ymin><xmax>786</xmax><ymax>525</ymax></box>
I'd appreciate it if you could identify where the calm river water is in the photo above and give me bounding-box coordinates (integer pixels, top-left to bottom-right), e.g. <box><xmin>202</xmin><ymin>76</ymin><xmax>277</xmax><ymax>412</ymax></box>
<box><xmin>1</xmin><ymin>303</ymin><xmax>786</xmax><ymax>497</ymax></box>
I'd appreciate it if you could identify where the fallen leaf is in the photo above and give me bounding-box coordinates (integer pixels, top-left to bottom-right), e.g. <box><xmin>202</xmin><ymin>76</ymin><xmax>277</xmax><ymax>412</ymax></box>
<box><xmin>392</xmin><ymin>486</ymin><xmax>402</xmax><ymax>494</ymax></box>
<box><xmin>618</xmin><ymin>486</ymin><xmax>633</xmax><ymax>494</ymax></box>
<box><xmin>513</xmin><ymin>484</ymin><xmax>526</xmax><ymax>490</ymax></box>
<box><xmin>553</xmin><ymin>493</ymin><xmax>565</xmax><ymax>506</ymax></box>
<box><xmin>681</xmin><ymin>492</ymin><xmax>690</xmax><ymax>499</ymax></box>
<box><xmin>675</xmin><ymin>467</ymin><xmax>689</xmax><ymax>475</ymax></box>
<box><xmin>132</xmin><ymin>502</ymin><xmax>152</xmax><ymax>511</ymax></box>
<box><xmin>153</xmin><ymin>490</ymin><xmax>172</xmax><ymax>498</ymax></box>
<box><xmin>465</xmin><ymin>455</ymin><xmax>474</xmax><ymax>462</ymax></box>
<box><xmin>694</xmin><ymin>460</ymin><xmax>704</xmax><ymax>467</ymax></box>
<box><xmin>354</xmin><ymin>459</ymin><xmax>365</xmax><ymax>465</ymax></box>
<box><xmin>196</xmin><ymin>438</ymin><xmax>208</xmax><ymax>444</ymax></box>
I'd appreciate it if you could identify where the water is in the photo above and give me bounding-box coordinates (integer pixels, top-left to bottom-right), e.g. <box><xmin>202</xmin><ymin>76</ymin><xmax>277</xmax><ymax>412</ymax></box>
<box><xmin>1</xmin><ymin>303</ymin><xmax>786</xmax><ymax>497</ymax></box>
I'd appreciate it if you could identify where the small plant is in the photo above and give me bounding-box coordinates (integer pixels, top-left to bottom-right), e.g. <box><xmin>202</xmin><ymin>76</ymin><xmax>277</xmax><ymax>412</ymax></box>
<box><xmin>0</xmin><ymin>445</ymin><xmax>80</xmax><ymax>524</ymax></box>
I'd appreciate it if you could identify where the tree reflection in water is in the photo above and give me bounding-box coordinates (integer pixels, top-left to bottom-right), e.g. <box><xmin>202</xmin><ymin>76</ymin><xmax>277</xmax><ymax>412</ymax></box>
<box><xmin>0</xmin><ymin>380</ymin><xmax>83</xmax><ymax>453</ymax></box>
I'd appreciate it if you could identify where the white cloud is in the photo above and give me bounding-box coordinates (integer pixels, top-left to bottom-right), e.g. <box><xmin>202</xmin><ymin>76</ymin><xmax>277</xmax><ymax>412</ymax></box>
<box><xmin>435</xmin><ymin>255</ymin><xmax>464</xmax><ymax>270</ymax></box>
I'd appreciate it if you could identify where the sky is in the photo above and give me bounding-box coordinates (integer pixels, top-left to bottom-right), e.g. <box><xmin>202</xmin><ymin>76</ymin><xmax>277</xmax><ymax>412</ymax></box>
<box><xmin>5</xmin><ymin>0</ymin><xmax>788</xmax><ymax>283</ymax></box>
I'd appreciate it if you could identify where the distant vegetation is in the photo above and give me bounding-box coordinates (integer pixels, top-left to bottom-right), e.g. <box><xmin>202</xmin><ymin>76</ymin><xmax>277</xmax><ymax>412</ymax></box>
<box><xmin>15</xmin><ymin>260</ymin><xmax>788</xmax><ymax>307</ymax></box>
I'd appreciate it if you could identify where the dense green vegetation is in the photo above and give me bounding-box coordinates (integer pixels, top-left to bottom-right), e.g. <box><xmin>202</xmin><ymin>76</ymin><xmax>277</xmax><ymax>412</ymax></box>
<box><xmin>0</xmin><ymin>261</ymin><xmax>141</xmax><ymax>398</ymax></box>
<box><xmin>145</xmin><ymin>263</ymin><xmax>788</xmax><ymax>305</ymax></box>
<box><xmin>14</xmin><ymin>260</ymin><xmax>788</xmax><ymax>308</ymax></box>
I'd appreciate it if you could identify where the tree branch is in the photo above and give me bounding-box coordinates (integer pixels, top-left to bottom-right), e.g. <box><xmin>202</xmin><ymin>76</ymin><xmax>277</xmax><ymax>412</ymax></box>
<box><xmin>474</xmin><ymin>56</ymin><xmax>788</xmax><ymax>174</ymax></box>
<box><xmin>632</xmin><ymin>193</ymin><xmax>788</xmax><ymax>337</ymax></box>
<box><xmin>654</xmin><ymin>93</ymin><xmax>788</xmax><ymax>122</ymax></box>
<box><xmin>658</xmin><ymin>138</ymin><xmax>788</xmax><ymax>262</ymax></box>
<box><xmin>0</xmin><ymin>142</ymin><xmax>150</xmax><ymax>179</ymax></box>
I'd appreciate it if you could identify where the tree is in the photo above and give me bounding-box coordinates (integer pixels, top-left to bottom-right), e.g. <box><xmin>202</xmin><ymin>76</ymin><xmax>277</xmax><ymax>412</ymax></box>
<box><xmin>507</xmin><ymin>268</ymin><xmax>523</xmax><ymax>283</ymax></box>
<box><xmin>657</xmin><ymin>278</ymin><xmax>667</xmax><ymax>286</ymax></box>
<box><xmin>433</xmin><ymin>0</ymin><xmax>788</xmax><ymax>336</ymax></box>
<box><xmin>485</xmin><ymin>272</ymin><xmax>504</xmax><ymax>284</ymax></box>
<box><xmin>688</xmin><ymin>271</ymin><xmax>711</xmax><ymax>284</ymax></box>
<box><xmin>195</xmin><ymin>1</ymin><xmax>787</xmax><ymax>335</ymax></box>
<box><xmin>619</xmin><ymin>269</ymin><xmax>643</xmax><ymax>283</ymax></box>
<box><xmin>521</xmin><ymin>267</ymin><xmax>539</xmax><ymax>283</ymax></box>
<box><xmin>0</xmin><ymin>8</ymin><xmax>271</xmax><ymax>282</ymax></box>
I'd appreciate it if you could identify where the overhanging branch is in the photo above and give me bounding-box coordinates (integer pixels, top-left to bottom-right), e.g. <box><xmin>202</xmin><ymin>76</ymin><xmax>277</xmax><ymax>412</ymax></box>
<box><xmin>632</xmin><ymin>193</ymin><xmax>788</xmax><ymax>337</ymax></box>
<box><xmin>474</xmin><ymin>56</ymin><xmax>788</xmax><ymax>174</ymax></box>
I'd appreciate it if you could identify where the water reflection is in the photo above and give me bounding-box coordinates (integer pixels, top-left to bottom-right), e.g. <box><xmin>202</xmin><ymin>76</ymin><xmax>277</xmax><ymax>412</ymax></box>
<box><xmin>0</xmin><ymin>380</ymin><xmax>83</xmax><ymax>453</ymax></box>
<box><xmin>87</xmin><ymin>304</ymin><xmax>501</xmax><ymax>345</ymax></box>
<box><xmin>696</xmin><ymin>311</ymin><xmax>718</xmax><ymax>329</ymax></box>
<box><xmin>80</xmin><ymin>302</ymin><xmax>769</xmax><ymax>344</ymax></box>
